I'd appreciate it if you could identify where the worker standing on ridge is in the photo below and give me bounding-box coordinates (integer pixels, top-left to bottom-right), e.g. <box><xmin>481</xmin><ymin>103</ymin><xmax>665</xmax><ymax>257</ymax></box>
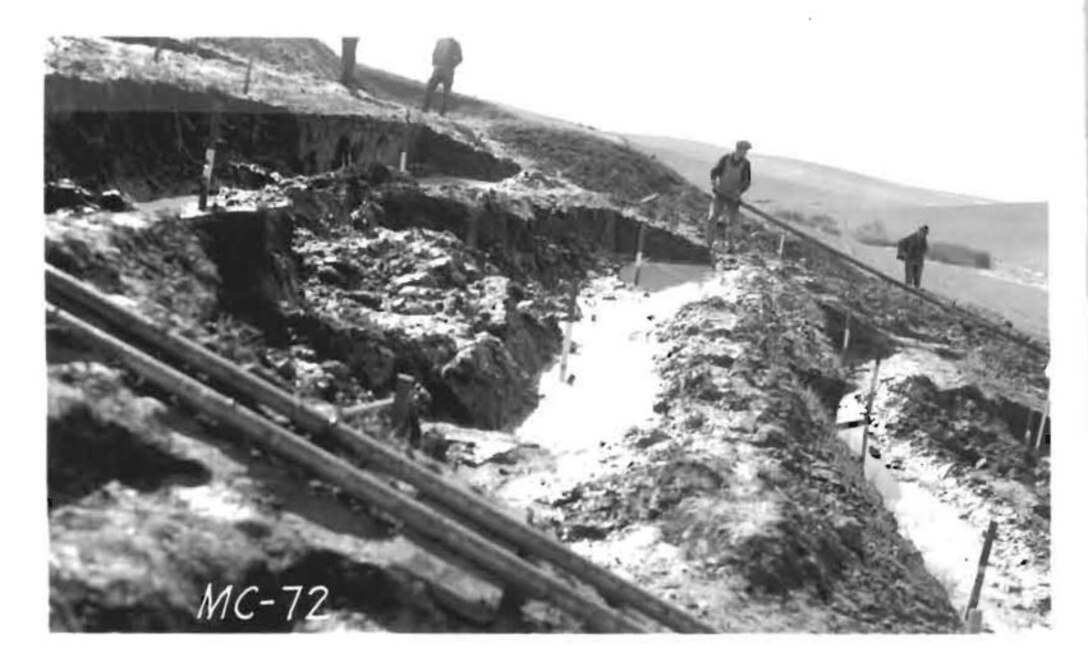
<box><xmin>422</xmin><ymin>37</ymin><xmax>463</xmax><ymax>116</ymax></box>
<box><xmin>896</xmin><ymin>224</ymin><xmax>929</xmax><ymax>288</ymax></box>
<box><xmin>707</xmin><ymin>140</ymin><xmax>753</xmax><ymax>253</ymax></box>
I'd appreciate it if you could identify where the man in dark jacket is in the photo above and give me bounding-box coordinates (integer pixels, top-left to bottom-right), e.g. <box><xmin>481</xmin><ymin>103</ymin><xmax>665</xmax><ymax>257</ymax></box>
<box><xmin>897</xmin><ymin>225</ymin><xmax>929</xmax><ymax>288</ymax></box>
<box><xmin>422</xmin><ymin>37</ymin><xmax>463</xmax><ymax>116</ymax></box>
<box><xmin>707</xmin><ymin>140</ymin><xmax>753</xmax><ymax>253</ymax></box>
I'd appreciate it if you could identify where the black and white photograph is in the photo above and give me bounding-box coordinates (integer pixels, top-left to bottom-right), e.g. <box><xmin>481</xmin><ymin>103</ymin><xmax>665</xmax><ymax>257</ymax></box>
<box><xmin>11</xmin><ymin>0</ymin><xmax>1088</xmax><ymax>651</ymax></box>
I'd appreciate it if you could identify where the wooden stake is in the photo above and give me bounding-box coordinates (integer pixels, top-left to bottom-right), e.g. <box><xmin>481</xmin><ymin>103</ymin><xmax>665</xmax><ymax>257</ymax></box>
<box><xmin>966</xmin><ymin>521</ymin><xmax>999</xmax><ymax>617</ymax></box>
<box><xmin>841</xmin><ymin>310</ymin><xmax>852</xmax><ymax>359</ymax></box>
<box><xmin>392</xmin><ymin>374</ymin><xmax>415</xmax><ymax>437</ymax></box>
<box><xmin>859</xmin><ymin>358</ymin><xmax>882</xmax><ymax>467</ymax></box>
<box><xmin>1033</xmin><ymin>401</ymin><xmax>1049</xmax><ymax>452</ymax></box>
<box><xmin>45</xmin><ymin>266</ymin><xmax>715</xmax><ymax>634</ymax></box>
<box><xmin>197</xmin><ymin>105</ymin><xmax>221</xmax><ymax>211</ymax></box>
<box><xmin>634</xmin><ymin>221</ymin><xmax>647</xmax><ymax>286</ymax></box>
<box><xmin>45</xmin><ymin>304</ymin><xmax>644</xmax><ymax>634</ymax></box>
<box><xmin>966</xmin><ymin>608</ymin><xmax>983</xmax><ymax>633</ymax></box>
<box><xmin>778</xmin><ymin>233</ymin><xmax>786</xmax><ymax>258</ymax></box>
<box><xmin>559</xmin><ymin>283</ymin><xmax>577</xmax><ymax>383</ymax></box>
<box><xmin>340</xmin><ymin>396</ymin><xmax>395</xmax><ymax>420</ymax></box>
<box><xmin>243</xmin><ymin>58</ymin><xmax>253</xmax><ymax>95</ymax></box>
<box><xmin>400</xmin><ymin>108</ymin><xmax>410</xmax><ymax>173</ymax></box>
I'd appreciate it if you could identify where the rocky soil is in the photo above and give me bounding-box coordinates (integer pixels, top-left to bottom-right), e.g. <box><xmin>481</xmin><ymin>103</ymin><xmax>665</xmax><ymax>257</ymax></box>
<box><xmin>456</xmin><ymin>263</ymin><xmax>961</xmax><ymax>632</ymax></box>
<box><xmin>44</xmin><ymin>36</ymin><xmax>1049</xmax><ymax>634</ymax></box>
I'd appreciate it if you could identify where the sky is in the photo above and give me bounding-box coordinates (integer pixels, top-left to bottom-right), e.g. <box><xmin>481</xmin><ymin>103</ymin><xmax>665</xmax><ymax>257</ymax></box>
<box><xmin>315</xmin><ymin>0</ymin><xmax>1078</xmax><ymax>203</ymax></box>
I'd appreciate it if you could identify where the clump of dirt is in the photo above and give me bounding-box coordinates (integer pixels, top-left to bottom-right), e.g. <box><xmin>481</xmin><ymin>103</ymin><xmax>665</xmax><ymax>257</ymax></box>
<box><xmin>885</xmin><ymin>376</ymin><xmax>1049</xmax><ymax>505</ymax></box>
<box><xmin>48</xmin><ymin>362</ymin><xmax>575</xmax><ymax>633</ymax></box>
<box><xmin>46</xmin><ymin>166</ymin><xmax>610</xmax><ymax>429</ymax></box>
<box><xmin>48</xmin><ymin>362</ymin><xmax>212</xmax><ymax>510</ymax></box>
<box><xmin>546</xmin><ymin>270</ymin><xmax>959</xmax><ymax>632</ymax></box>
<box><xmin>46</xmin><ymin>210</ymin><xmax>221</xmax><ymax>331</ymax></box>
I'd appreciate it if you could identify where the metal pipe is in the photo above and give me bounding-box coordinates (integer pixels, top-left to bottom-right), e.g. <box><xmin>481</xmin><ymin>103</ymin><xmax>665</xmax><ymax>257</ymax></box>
<box><xmin>45</xmin><ymin>265</ymin><xmax>715</xmax><ymax>633</ymax></box>
<box><xmin>47</xmin><ymin>303</ymin><xmax>646</xmax><ymax>634</ymax></box>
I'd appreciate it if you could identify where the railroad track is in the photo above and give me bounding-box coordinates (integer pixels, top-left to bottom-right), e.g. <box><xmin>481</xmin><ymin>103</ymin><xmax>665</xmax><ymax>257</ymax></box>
<box><xmin>45</xmin><ymin>264</ymin><xmax>717</xmax><ymax>634</ymax></box>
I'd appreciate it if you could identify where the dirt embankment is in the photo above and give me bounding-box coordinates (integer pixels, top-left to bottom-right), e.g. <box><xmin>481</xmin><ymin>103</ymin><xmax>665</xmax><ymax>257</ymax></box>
<box><xmin>46</xmin><ymin>75</ymin><xmax>519</xmax><ymax>202</ymax></box>
<box><xmin>45</xmin><ymin>186</ymin><xmax>567</xmax><ymax>629</ymax></box>
<box><xmin>461</xmin><ymin>262</ymin><xmax>961</xmax><ymax>632</ymax></box>
<box><xmin>44</xmin><ymin>35</ymin><xmax>1048</xmax><ymax>633</ymax></box>
<box><xmin>48</xmin><ymin>360</ymin><xmax>580</xmax><ymax>632</ymax></box>
<box><xmin>45</xmin><ymin>143</ymin><xmax>712</xmax><ymax>631</ymax></box>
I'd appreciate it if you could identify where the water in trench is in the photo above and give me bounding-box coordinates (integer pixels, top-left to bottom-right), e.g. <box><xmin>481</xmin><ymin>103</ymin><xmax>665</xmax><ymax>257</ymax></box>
<box><xmin>502</xmin><ymin>261</ymin><xmax>719</xmax><ymax>506</ymax></box>
<box><xmin>503</xmin><ymin>260</ymin><xmax>1041</xmax><ymax>633</ymax></box>
<box><xmin>835</xmin><ymin>360</ymin><xmax>1047</xmax><ymax>633</ymax></box>
<box><xmin>837</xmin><ymin>392</ymin><xmax>981</xmax><ymax>610</ymax></box>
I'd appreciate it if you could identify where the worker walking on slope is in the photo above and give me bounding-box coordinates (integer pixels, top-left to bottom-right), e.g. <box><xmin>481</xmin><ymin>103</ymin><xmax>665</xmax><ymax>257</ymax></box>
<box><xmin>707</xmin><ymin>140</ymin><xmax>753</xmax><ymax>253</ymax></box>
<box><xmin>896</xmin><ymin>224</ymin><xmax>929</xmax><ymax>288</ymax></box>
<box><xmin>422</xmin><ymin>37</ymin><xmax>463</xmax><ymax>116</ymax></box>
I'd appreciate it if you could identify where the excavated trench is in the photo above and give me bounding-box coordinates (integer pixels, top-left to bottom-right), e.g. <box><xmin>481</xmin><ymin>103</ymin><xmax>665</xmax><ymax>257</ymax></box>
<box><xmin>45</xmin><ymin>75</ymin><xmax>521</xmax><ymax>201</ymax></box>
<box><xmin>45</xmin><ymin>169</ymin><xmax>715</xmax><ymax>632</ymax></box>
<box><xmin>821</xmin><ymin>303</ymin><xmax>1051</xmax><ymax>631</ymax></box>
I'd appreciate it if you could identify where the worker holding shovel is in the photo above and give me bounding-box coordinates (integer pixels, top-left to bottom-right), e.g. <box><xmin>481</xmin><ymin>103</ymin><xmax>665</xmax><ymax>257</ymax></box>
<box><xmin>707</xmin><ymin>140</ymin><xmax>753</xmax><ymax>253</ymax></box>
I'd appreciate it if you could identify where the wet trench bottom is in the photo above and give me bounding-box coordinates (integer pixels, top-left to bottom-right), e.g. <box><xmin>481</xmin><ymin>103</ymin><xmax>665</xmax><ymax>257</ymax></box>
<box><xmin>833</xmin><ymin>367</ymin><xmax>1044</xmax><ymax>633</ymax></box>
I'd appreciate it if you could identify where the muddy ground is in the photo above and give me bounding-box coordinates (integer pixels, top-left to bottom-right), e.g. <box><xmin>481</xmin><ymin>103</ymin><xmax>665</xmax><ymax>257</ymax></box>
<box><xmin>45</xmin><ymin>36</ymin><xmax>1049</xmax><ymax>633</ymax></box>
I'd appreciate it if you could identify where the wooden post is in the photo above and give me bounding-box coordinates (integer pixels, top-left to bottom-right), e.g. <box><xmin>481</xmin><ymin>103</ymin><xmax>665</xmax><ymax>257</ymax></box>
<box><xmin>392</xmin><ymin>374</ymin><xmax>415</xmax><ymax>437</ymax></box>
<box><xmin>859</xmin><ymin>358</ymin><xmax>882</xmax><ymax>468</ymax></box>
<box><xmin>44</xmin><ymin>265</ymin><xmax>715</xmax><ymax>634</ymax></box>
<box><xmin>1033</xmin><ymin>401</ymin><xmax>1049</xmax><ymax>452</ymax></box>
<box><xmin>243</xmin><ymin>58</ymin><xmax>254</xmax><ymax>95</ymax></box>
<box><xmin>965</xmin><ymin>521</ymin><xmax>999</xmax><ymax>617</ymax></box>
<box><xmin>778</xmin><ymin>233</ymin><xmax>786</xmax><ymax>258</ymax></box>
<box><xmin>965</xmin><ymin>608</ymin><xmax>983</xmax><ymax>633</ymax></box>
<box><xmin>841</xmin><ymin>310</ymin><xmax>852</xmax><ymax>360</ymax></box>
<box><xmin>341</xmin><ymin>37</ymin><xmax>359</xmax><ymax>87</ymax></box>
<box><xmin>634</xmin><ymin>221</ymin><xmax>647</xmax><ymax>287</ymax></box>
<box><xmin>400</xmin><ymin>108</ymin><xmax>410</xmax><ymax>173</ymax></box>
<box><xmin>559</xmin><ymin>283</ymin><xmax>576</xmax><ymax>383</ymax></box>
<box><xmin>44</xmin><ymin>305</ymin><xmax>647</xmax><ymax>633</ymax></box>
<box><xmin>197</xmin><ymin>104</ymin><xmax>221</xmax><ymax>211</ymax></box>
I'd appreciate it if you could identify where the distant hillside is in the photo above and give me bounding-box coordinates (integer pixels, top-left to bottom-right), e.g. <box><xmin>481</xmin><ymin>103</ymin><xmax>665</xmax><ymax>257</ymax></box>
<box><xmin>859</xmin><ymin>203</ymin><xmax>1048</xmax><ymax>271</ymax></box>
<box><xmin>623</xmin><ymin>133</ymin><xmax>1047</xmax><ymax>271</ymax></box>
<box><xmin>623</xmin><ymin>134</ymin><xmax>992</xmax><ymax>211</ymax></box>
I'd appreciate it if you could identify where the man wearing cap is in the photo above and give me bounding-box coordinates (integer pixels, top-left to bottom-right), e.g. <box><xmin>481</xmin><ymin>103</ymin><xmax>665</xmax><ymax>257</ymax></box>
<box><xmin>422</xmin><ymin>37</ymin><xmax>463</xmax><ymax>116</ymax></box>
<box><xmin>707</xmin><ymin>140</ymin><xmax>753</xmax><ymax>253</ymax></box>
<box><xmin>896</xmin><ymin>224</ymin><xmax>929</xmax><ymax>288</ymax></box>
